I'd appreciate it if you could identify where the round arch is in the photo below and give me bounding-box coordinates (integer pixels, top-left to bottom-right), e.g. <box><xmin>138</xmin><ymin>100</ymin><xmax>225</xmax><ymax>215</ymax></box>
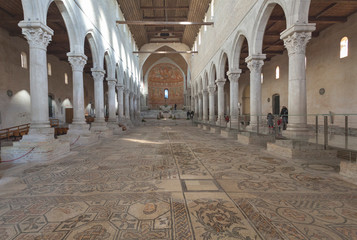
<box><xmin>218</xmin><ymin>52</ymin><xmax>229</xmax><ymax>79</ymax></box>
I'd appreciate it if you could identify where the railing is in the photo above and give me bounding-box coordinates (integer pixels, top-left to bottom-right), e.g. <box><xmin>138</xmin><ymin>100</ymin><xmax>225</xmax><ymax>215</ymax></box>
<box><xmin>0</xmin><ymin>123</ymin><xmax>30</xmax><ymax>141</ymax></box>
<box><xmin>193</xmin><ymin>113</ymin><xmax>357</xmax><ymax>161</ymax></box>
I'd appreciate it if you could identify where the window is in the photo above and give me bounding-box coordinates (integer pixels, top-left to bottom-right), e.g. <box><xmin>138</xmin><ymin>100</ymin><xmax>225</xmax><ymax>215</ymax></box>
<box><xmin>21</xmin><ymin>52</ymin><xmax>27</xmax><ymax>69</ymax></box>
<box><xmin>340</xmin><ymin>36</ymin><xmax>348</xmax><ymax>58</ymax></box>
<box><xmin>198</xmin><ymin>31</ymin><xmax>201</xmax><ymax>45</ymax></box>
<box><xmin>211</xmin><ymin>0</ymin><xmax>215</xmax><ymax>19</ymax></box>
<box><xmin>164</xmin><ymin>89</ymin><xmax>169</xmax><ymax>99</ymax></box>
<box><xmin>64</xmin><ymin>73</ymin><xmax>68</xmax><ymax>85</ymax></box>
<box><xmin>204</xmin><ymin>16</ymin><xmax>207</xmax><ymax>32</ymax></box>
<box><xmin>275</xmin><ymin>66</ymin><xmax>280</xmax><ymax>79</ymax></box>
<box><xmin>261</xmin><ymin>73</ymin><xmax>264</xmax><ymax>84</ymax></box>
<box><xmin>48</xmin><ymin>63</ymin><xmax>52</xmax><ymax>76</ymax></box>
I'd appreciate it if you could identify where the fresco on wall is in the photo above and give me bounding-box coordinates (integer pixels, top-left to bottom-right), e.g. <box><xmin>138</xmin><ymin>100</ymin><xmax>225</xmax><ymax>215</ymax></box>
<box><xmin>148</xmin><ymin>63</ymin><xmax>184</xmax><ymax>109</ymax></box>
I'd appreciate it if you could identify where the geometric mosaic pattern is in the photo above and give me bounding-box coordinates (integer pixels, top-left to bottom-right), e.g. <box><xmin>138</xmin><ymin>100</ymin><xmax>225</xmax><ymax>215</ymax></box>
<box><xmin>0</xmin><ymin>120</ymin><xmax>356</xmax><ymax>239</ymax></box>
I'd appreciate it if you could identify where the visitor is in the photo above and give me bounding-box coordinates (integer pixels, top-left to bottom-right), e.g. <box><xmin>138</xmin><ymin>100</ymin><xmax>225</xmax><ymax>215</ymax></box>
<box><xmin>190</xmin><ymin>111</ymin><xmax>194</xmax><ymax>119</ymax></box>
<box><xmin>225</xmin><ymin>115</ymin><xmax>230</xmax><ymax>123</ymax></box>
<box><xmin>174</xmin><ymin>103</ymin><xmax>177</xmax><ymax>110</ymax></box>
<box><xmin>267</xmin><ymin>112</ymin><xmax>274</xmax><ymax>128</ymax></box>
<box><xmin>187</xmin><ymin>110</ymin><xmax>190</xmax><ymax>119</ymax></box>
<box><xmin>280</xmin><ymin>106</ymin><xmax>288</xmax><ymax>130</ymax></box>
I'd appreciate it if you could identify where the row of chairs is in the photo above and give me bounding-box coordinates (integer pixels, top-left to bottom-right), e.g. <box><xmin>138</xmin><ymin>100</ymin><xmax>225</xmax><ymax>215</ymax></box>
<box><xmin>0</xmin><ymin>124</ymin><xmax>30</xmax><ymax>141</ymax></box>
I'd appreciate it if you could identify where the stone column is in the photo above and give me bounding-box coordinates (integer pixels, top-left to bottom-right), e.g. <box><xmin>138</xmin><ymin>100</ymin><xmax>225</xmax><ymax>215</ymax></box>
<box><xmin>227</xmin><ymin>70</ymin><xmax>241</xmax><ymax>127</ymax></box>
<box><xmin>91</xmin><ymin>68</ymin><xmax>106</xmax><ymax>123</ymax></box>
<box><xmin>198</xmin><ymin>92</ymin><xmax>203</xmax><ymax>121</ymax></box>
<box><xmin>202</xmin><ymin>89</ymin><xmax>209</xmax><ymax>122</ymax></box>
<box><xmin>106</xmin><ymin>79</ymin><xmax>117</xmax><ymax>122</ymax></box>
<box><xmin>133</xmin><ymin>95</ymin><xmax>137</xmax><ymax>119</ymax></box>
<box><xmin>129</xmin><ymin>92</ymin><xmax>134</xmax><ymax>120</ymax></box>
<box><xmin>194</xmin><ymin>95</ymin><xmax>198</xmax><ymax>117</ymax></box>
<box><xmin>124</xmin><ymin>89</ymin><xmax>130</xmax><ymax>120</ymax></box>
<box><xmin>18</xmin><ymin>22</ymin><xmax>54</xmax><ymax>141</ymax></box>
<box><xmin>208</xmin><ymin>84</ymin><xmax>216</xmax><ymax>123</ymax></box>
<box><xmin>215</xmin><ymin>78</ymin><xmax>226</xmax><ymax>125</ymax></box>
<box><xmin>68</xmin><ymin>53</ymin><xmax>87</xmax><ymax>127</ymax></box>
<box><xmin>116</xmin><ymin>84</ymin><xmax>124</xmax><ymax>121</ymax></box>
<box><xmin>246</xmin><ymin>55</ymin><xmax>265</xmax><ymax>127</ymax></box>
<box><xmin>281</xmin><ymin>24</ymin><xmax>315</xmax><ymax>134</ymax></box>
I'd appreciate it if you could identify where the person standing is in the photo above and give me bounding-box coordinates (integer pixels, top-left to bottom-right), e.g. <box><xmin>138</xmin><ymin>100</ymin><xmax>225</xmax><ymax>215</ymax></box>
<box><xmin>174</xmin><ymin>103</ymin><xmax>177</xmax><ymax>110</ymax></box>
<box><xmin>280</xmin><ymin>106</ymin><xmax>288</xmax><ymax>130</ymax></box>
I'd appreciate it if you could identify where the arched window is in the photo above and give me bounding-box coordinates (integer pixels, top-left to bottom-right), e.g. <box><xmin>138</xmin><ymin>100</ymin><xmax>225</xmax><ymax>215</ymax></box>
<box><xmin>21</xmin><ymin>52</ymin><xmax>27</xmax><ymax>69</ymax></box>
<box><xmin>64</xmin><ymin>73</ymin><xmax>68</xmax><ymax>85</ymax></box>
<box><xmin>211</xmin><ymin>0</ymin><xmax>215</xmax><ymax>19</ymax></box>
<box><xmin>48</xmin><ymin>63</ymin><xmax>52</xmax><ymax>76</ymax></box>
<box><xmin>340</xmin><ymin>37</ymin><xmax>348</xmax><ymax>58</ymax></box>
<box><xmin>164</xmin><ymin>89</ymin><xmax>169</xmax><ymax>99</ymax></box>
<box><xmin>275</xmin><ymin>66</ymin><xmax>280</xmax><ymax>79</ymax></box>
<box><xmin>261</xmin><ymin>73</ymin><xmax>264</xmax><ymax>84</ymax></box>
<box><xmin>204</xmin><ymin>16</ymin><xmax>207</xmax><ymax>31</ymax></box>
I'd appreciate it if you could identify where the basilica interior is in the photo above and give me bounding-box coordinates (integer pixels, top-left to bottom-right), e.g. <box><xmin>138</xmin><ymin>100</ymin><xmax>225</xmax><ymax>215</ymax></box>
<box><xmin>0</xmin><ymin>0</ymin><xmax>356</xmax><ymax>239</ymax></box>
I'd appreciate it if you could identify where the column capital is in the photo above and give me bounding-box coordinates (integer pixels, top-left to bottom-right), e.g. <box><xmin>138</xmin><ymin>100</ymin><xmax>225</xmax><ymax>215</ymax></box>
<box><xmin>202</xmin><ymin>89</ymin><xmax>208</xmax><ymax>96</ymax></box>
<box><xmin>227</xmin><ymin>69</ymin><xmax>242</xmax><ymax>82</ymax></box>
<box><xmin>208</xmin><ymin>84</ymin><xmax>216</xmax><ymax>94</ymax></box>
<box><xmin>246</xmin><ymin>56</ymin><xmax>265</xmax><ymax>73</ymax></box>
<box><xmin>18</xmin><ymin>22</ymin><xmax>53</xmax><ymax>50</ymax></box>
<box><xmin>124</xmin><ymin>88</ymin><xmax>130</xmax><ymax>95</ymax></box>
<box><xmin>68</xmin><ymin>53</ymin><xmax>87</xmax><ymax>71</ymax></box>
<box><xmin>198</xmin><ymin>92</ymin><xmax>203</xmax><ymax>97</ymax></box>
<box><xmin>283</xmin><ymin>32</ymin><xmax>312</xmax><ymax>56</ymax></box>
<box><xmin>116</xmin><ymin>84</ymin><xmax>124</xmax><ymax>90</ymax></box>
<box><xmin>106</xmin><ymin>79</ymin><xmax>117</xmax><ymax>87</ymax></box>
<box><xmin>91</xmin><ymin>68</ymin><xmax>105</xmax><ymax>82</ymax></box>
<box><xmin>215</xmin><ymin>78</ymin><xmax>226</xmax><ymax>87</ymax></box>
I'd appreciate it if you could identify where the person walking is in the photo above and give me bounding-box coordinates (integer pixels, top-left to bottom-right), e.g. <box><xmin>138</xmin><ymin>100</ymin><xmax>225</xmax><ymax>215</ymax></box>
<box><xmin>280</xmin><ymin>106</ymin><xmax>288</xmax><ymax>130</ymax></box>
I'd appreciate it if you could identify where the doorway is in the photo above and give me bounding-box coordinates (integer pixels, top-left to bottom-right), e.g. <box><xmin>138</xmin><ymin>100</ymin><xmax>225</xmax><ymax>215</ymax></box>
<box><xmin>48</xmin><ymin>95</ymin><xmax>54</xmax><ymax>118</ymax></box>
<box><xmin>272</xmin><ymin>94</ymin><xmax>280</xmax><ymax>115</ymax></box>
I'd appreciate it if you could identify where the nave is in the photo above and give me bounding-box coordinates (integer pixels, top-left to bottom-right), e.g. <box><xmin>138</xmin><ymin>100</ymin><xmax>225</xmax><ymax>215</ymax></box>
<box><xmin>0</xmin><ymin>120</ymin><xmax>356</xmax><ymax>239</ymax></box>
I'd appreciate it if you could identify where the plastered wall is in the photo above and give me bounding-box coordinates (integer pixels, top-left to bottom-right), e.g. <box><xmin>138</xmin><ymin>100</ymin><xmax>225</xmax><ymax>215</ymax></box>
<box><xmin>0</xmin><ymin>28</ymin><xmax>95</xmax><ymax>129</ymax></box>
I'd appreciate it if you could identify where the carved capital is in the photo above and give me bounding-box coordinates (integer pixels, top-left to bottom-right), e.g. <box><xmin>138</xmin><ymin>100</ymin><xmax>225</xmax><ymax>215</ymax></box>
<box><xmin>116</xmin><ymin>84</ymin><xmax>124</xmax><ymax>92</ymax></box>
<box><xmin>106</xmin><ymin>79</ymin><xmax>117</xmax><ymax>88</ymax></box>
<box><xmin>215</xmin><ymin>78</ymin><xmax>226</xmax><ymax>88</ymax></box>
<box><xmin>283</xmin><ymin>32</ymin><xmax>311</xmax><ymax>56</ymax></box>
<box><xmin>208</xmin><ymin>84</ymin><xmax>216</xmax><ymax>94</ymax></box>
<box><xmin>20</xmin><ymin>24</ymin><xmax>53</xmax><ymax>50</ymax></box>
<box><xmin>68</xmin><ymin>54</ymin><xmax>87</xmax><ymax>72</ymax></box>
<box><xmin>124</xmin><ymin>88</ymin><xmax>130</xmax><ymax>95</ymax></box>
<box><xmin>247</xmin><ymin>60</ymin><xmax>264</xmax><ymax>73</ymax></box>
<box><xmin>91</xmin><ymin>68</ymin><xmax>105</xmax><ymax>82</ymax></box>
<box><xmin>227</xmin><ymin>70</ymin><xmax>241</xmax><ymax>83</ymax></box>
<box><xmin>202</xmin><ymin>89</ymin><xmax>208</xmax><ymax>97</ymax></box>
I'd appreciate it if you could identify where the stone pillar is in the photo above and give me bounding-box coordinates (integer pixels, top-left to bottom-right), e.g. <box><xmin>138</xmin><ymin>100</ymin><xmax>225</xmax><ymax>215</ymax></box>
<box><xmin>246</xmin><ymin>55</ymin><xmax>265</xmax><ymax>127</ymax></box>
<box><xmin>215</xmin><ymin>78</ymin><xmax>226</xmax><ymax>125</ymax></box>
<box><xmin>202</xmin><ymin>89</ymin><xmax>209</xmax><ymax>122</ymax></box>
<box><xmin>281</xmin><ymin>24</ymin><xmax>315</xmax><ymax>134</ymax></box>
<box><xmin>106</xmin><ymin>79</ymin><xmax>117</xmax><ymax>122</ymax></box>
<box><xmin>227</xmin><ymin>70</ymin><xmax>241</xmax><ymax>127</ymax></box>
<box><xmin>68</xmin><ymin>53</ymin><xmax>87</xmax><ymax>127</ymax></box>
<box><xmin>129</xmin><ymin>92</ymin><xmax>134</xmax><ymax>120</ymax></box>
<box><xmin>19</xmin><ymin>22</ymin><xmax>54</xmax><ymax>141</ymax></box>
<box><xmin>208</xmin><ymin>84</ymin><xmax>216</xmax><ymax>123</ymax></box>
<box><xmin>133</xmin><ymin>95</ymin><xmax>137</xmax><ymax>119</ymax></box>
<box><xmin>194</xmin><ymin>95</ymin><xmax>198</xmax><ymax>117</ymax></box>
<box><xmin>124</xmin><ymin>89</ymin><xmax>130</xmax><ymax>120</ymax></box>
<box><xmin>116</xmin><ymin>84</ymin><xmax>124</xmax><ymax>121</ymax></box>
<box><xmin>198</xmin><ymin>92</ymin><xmax>203</xmax><ymax>121</ymax></box>
<box><xmin>91</xmin><ymin>68</ymin><xmax>106</xmax><ymax>123</ymax></box>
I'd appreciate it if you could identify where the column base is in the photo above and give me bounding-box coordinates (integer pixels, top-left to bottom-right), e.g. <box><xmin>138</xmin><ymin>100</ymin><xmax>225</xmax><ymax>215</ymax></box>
<box><xmin>267</xmin><ymin>139</ymin><xmax>336</xmax><ymax>159</ymax></box>
<box><xmin>21</xmin><ymin>127</ymin><xmax>54</xmax><ymax>142</ymax></box>
<box><xmin>284</xmin><ymin>124</ymin><xmax>311</xmax><ymax>140</ymax></box>
<box><xmin>237</xmin><ymin>131</ymin><xmax>275</xmax><ymax>147</ymax></box>
<box><xmin>221</xmin><ymin>128</ymin><xmax>237</xmax><ymax>139</ymax></box>
<box><xmin>91</xmin><ymin>122</ymin><xmax>108</xmax><ymax>132</ymax></box>
<box><xmin>1</xmin><ymin>139</ymin><xmax>70</xmax><ymax>163</ymax></box>
<box><xmin>59</xmin><ymin>123</ymin><xmax>99</xmax><ymax>149</ymax></box>
<box><xmin>340</xmin><ymin>161</ymin><xmax>357</xmax><ymax>185</ymax></box>
<box><xmin>216</xmin><ymin>120</ymin><xmax>227</xmax><ymax>127</ymax></box>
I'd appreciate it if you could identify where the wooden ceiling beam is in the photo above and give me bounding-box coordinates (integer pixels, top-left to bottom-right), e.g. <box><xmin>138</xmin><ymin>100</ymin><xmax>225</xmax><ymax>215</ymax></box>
<box><xmin>140</xmin><ymin>6</ymin><xmax>189</xmax><ymax>10</ymax></box>
<box><xmin>133</xmin><ymin>51</ymin><xmax>198</xmax><ymax>54</ymax></box>
<box><xmin>315</xmin><ymin>3</ymin><xmax>337</xmax><ymax>19</ymax></box>
<box><xmin>146</xmin><ymin>30</ymin><xmax>184</xmax><ymax>34</ymax></box>
<box><xmin>117</xmin><ymin>20</ymin><xmax>214</xmax><ymax>26</ymax></box>
<box><xmin>269</xmin><ymin>16</ymin><xmax>347</xmax><ymax>23</ymax></box>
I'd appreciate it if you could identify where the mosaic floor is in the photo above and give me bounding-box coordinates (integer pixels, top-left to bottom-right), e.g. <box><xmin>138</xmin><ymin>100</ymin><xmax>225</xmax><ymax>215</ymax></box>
<box><xmin>0</xmin><ymin>119</ymin><xmax>356</xmax><ymax>239</ymax></box>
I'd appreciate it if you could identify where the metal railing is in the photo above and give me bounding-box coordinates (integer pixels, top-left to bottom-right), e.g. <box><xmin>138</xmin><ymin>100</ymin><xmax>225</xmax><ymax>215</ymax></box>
<box><xmin>193</xmin><ymin>112</ymin><xmax>357</xmax><ymax>162</ymax></box>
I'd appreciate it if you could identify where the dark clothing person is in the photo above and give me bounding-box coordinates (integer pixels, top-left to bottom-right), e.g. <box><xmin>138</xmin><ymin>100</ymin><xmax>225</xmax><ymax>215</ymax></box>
<box><xmin>267</xmin><ymin>113</ymin><xmax>274</xmax><ymax>128</ymax></box>
<box><xmin>187</xmin><ymin>111</ymin><xmax>190</xmax><ymax>119</ymax></box>
<box><xmin>174</xmin><ymin>104</ymin><xmax>177</xmax><ymax>110</ymax></box>
<box><xmin>190</xmin><ymin>111</ymin><xmax>194</xmax><ymax>119</ymax></box>
<box><xmin>280</xmin><ymin>106</ymin><xmax>288</xmax><ymax>130</ymax></box>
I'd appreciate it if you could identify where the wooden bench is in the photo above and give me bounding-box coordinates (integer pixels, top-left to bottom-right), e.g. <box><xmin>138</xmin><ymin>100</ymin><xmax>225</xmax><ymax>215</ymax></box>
<box><xmin>0</xmin><ymin>124</ymin><xmax>30</xmax><ymax>141</ymax></box>
<box><xmin>50</xmin><ymin>119</ymin><xmax>59</xmax><ymax>127</ymax></box>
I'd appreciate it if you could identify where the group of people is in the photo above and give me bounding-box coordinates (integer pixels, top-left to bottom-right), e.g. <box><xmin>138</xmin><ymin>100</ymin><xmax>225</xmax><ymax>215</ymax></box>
<box><xmin>267</xmin><ymin>106</ymin><xmax>288</xmax><ymax>131</ymax></box>
<box><xmin>187</xmin><ymin>110</ymin><xmax>194</xmax><ymax>119</ymax></box>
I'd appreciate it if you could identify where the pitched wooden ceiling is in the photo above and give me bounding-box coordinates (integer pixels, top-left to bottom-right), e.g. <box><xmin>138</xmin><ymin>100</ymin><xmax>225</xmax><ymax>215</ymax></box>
<box><xmin>116</xmin><ymin>0</ymin><xmax>211</xmax><ymax>48</ymax></box>
<box><xmin>239</xmin><ymin>0</ymin><xmax>357</xmax><ymax>72</ymax></box>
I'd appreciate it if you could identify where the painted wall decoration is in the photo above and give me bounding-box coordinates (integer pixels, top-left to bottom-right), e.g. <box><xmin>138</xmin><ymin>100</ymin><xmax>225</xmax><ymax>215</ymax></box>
<box><xmin>148</xmin><ymin>63</ymin><xmax>184</xmax><ymax>109</ymax></box>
